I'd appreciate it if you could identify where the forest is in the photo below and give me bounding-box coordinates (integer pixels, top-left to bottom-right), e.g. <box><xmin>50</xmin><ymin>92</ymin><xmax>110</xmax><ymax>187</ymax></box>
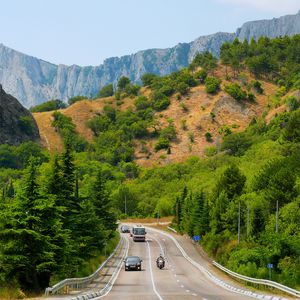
<box><xmin>0</xmin><ymin>35</ymin><xmax>300</xmax><ymax>296</ymax></box>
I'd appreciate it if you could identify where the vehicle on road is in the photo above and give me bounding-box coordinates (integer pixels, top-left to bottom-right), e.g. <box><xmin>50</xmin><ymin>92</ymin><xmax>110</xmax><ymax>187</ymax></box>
<box><xmin>131</xmin><ymin>225</ymin><xmax>146</xmax><ymax>242</ymax></box>
<box><xmin>121</xmin><ymin>225</ymin><xmax>130</xmax><ymax>233</ymax></box>
<box><xmin>124</xmin><ymin>256</ymin><xmax>143</xmax><ymax>271</ymax></box>
<box><xmin>156</xmin><ymin>255</ymin><xmax>165</xmax><ymax>269</ymax></box>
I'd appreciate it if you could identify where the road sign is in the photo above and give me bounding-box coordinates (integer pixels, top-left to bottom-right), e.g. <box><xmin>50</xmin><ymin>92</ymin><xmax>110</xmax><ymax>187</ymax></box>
<box><xmin>193</xmin><ymin>235</ymin><xmax>201</xmax><ymax>242</ymax></box>
<box><xmin>267</xmin><ymin>263</ymin><xmax>273</xmax><ymax>269</ymax></box>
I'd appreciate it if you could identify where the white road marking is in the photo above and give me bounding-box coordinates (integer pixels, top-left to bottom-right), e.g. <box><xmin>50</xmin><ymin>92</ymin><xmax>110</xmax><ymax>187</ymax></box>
<box><xmin>146</xmin><ymin>240</ymin><xmax>164</xmax><ymax>300</ymax></box>
<box><xmin>174</xmin><ymin>274</ymin><xmax>177</xmax><ymax>277</ymax></box>
<box><xmin>94</xmin><ymin>236</ymin><xmax>129</xmax><ymax>299</ymax></box>
<box><xmin>181</xmin><ymin>284</ymin><xmax>184</xmax><ymax>288</ymax></box>
<box><xmin>192</xmin><ymin>293</ymin><xmax>197</xmax><ymax>296</ymax></box>
<box><xmin>186</xmin><ymin>289</ymin><xmax>190</xmax><ymax>293</ymax></box>
<box><xmin>177</xmin><ymin>279</ymin><xmax>180</xmax><ymax>282</ymax></box>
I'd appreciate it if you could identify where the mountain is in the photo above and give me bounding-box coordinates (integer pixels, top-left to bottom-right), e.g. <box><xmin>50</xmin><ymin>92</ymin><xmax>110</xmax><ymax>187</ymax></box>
<box><xmin>0</xmin><ymin>84</ymin><xmax>40</xmax><ymax>145</ymax></box>
<box><xmin>0</xmin><ymin>11</ymin><xmax>300</xmax><ymax>108</ymax></box>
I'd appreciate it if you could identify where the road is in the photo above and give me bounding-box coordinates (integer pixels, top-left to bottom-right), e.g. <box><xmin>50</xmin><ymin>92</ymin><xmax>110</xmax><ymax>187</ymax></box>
<box><xmin>44</xmin><ymin>226</ymin><xmax>290</xmax><ymax>300</ymax></box>
<box><xmin>99</xmin><ymin>228</ymin><xmax>270</xmax><ymax>300</ymax></box>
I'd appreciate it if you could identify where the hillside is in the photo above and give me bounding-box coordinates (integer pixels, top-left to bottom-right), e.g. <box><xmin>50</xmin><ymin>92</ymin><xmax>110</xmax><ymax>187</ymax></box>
<box><xmin>0</xmin><ymin>84</ymin><xmax>40</xmax><ymax>145</ymax></box>
<box><xmin>1</xmin><ymin>11</ymin><xmax>300</xmax><ymax>107</ymax></box>
<box><xmin>33</xmin><ymin>66</ymin><xmax>277</xmax><ymax>166</ymax></box>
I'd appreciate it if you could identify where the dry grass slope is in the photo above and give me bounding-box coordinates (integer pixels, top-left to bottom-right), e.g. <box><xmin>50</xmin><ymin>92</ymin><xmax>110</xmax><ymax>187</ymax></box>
<box><xmin>33</xmin><ymin>68</ymin><xmax>278</xmax><ymax>166</ymax></box>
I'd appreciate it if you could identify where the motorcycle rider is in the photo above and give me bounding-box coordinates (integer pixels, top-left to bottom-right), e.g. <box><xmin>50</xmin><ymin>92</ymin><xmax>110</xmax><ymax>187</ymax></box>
<box><xmin>156</xmin><ymin>254</ymin><xmax>165</xmax><ymax>268</ymax></box>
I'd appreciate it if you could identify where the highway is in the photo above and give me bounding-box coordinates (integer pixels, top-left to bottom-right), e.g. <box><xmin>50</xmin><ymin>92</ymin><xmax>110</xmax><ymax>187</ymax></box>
<box><xmin>44</xmin><ymin>226</ymin><xmax>291</xmax><ymax>300</ymax></box>
<box><xmin>97</xmin><ymin>227</ymin><xmax>284</xmax><ymax>300</ymax></box>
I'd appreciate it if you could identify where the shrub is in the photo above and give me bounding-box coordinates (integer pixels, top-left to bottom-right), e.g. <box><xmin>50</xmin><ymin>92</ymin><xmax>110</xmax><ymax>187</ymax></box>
<box><xmin>141</xmin><ymin>73</ymin><xmax>157</xmax><ymax>86</ymax></box>
<box><xmin>194</xmin><ymin>69</ymin><xmax>207</xmax><ymax>83</ymax></box>
<box><xmin>247</xmin><ymin>92</ymin><xmax>255</xmax><ymax>102</ymax></box>
<box><xmin>204</xmin><ymin>146</ymin><xmax>217</xmax><ymax>157</ymax></box>
<box><xmin>180</xmin><ymin>102</ymin><xmax>188</xmax><ymax>112</ymax></box>
<box><xmin>224</xmin><ymin>83</ymin><xmax>247</xmax><ymax>101</ymax></box>
<box><xmin>18</xmin><ymin>116</ymin><xmax>35</xmax><ymax>135</ymax></box>
<box><xmin>205</xmin><ymin>77</ymin><xmax>221</xmax><ymax>94</ymax></box>
<box><xmin>30</xmin><ymin>99</ymin><xmax>66</xmax><ymax>112</ymax></box>
<box><xmin>134</xmin><ymin>96</ymin><xmax>152</xmax><ymax>111</ymax></box>
<box><xmin>154</xmin><ymin>137</ymin><xmax>170</xmax><ymax>151</ymax></box>
<box><xmin>286</xmin><ymin>96</ymin><xmax>300</xmax><ymax>111</ymax></box>
<box><xmin>152</xmin><ymin>92</ymin><xmax>170</xmax><ymax>111</ymax></box>
<box><xmin>205</xmin><ymin>132</ymin><xmax>213</xmax><ymax>142</ymax></box>
<box><xmin>68</xmin><ymin>95</ymin><xmax>87</xmax><ymax>105</ymax></box>
<box><xmin>252</xmin><ymin>80</ymin><xmax>263</xmax><ymax>94</ymax></box>
<box><xmin>98</xmin><ymin>84</ymin><xmax>114</xmax><ymax>98</ymax></box>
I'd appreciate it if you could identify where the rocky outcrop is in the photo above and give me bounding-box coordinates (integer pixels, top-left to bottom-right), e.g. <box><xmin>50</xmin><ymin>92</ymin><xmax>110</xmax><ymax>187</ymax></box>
<box><xmin>236</xmin><ymin>10</ymin><xmax>300</xmax><ymax>41</ymax></box>
<box><xmin>0</xmin><ymin>11</ymin><xmax>299</xmax><ymax>108</ymax></box>
<box><xmin>0</xmin><ymin>84</ymin><xmax>40</xmax><ymax>145</ymax></box>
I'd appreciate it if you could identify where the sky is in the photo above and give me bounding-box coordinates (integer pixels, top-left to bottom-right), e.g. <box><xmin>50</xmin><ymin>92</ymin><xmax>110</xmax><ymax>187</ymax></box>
<box><xmin>0</xmin><ymin>0</ymin><xmax>298</xmax><ymax>66</ymax></box>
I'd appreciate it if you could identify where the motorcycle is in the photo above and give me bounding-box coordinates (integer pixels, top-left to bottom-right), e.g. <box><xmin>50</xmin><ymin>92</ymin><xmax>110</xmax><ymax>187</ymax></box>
<box><xmin>156</xmin><ymin>256</ymin><xmax>165</xmax><ymax>269</ymax></box>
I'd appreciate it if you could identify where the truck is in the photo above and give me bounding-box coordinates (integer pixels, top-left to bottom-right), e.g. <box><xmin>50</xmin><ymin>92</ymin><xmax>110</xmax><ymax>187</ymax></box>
<box><xmin>131</xmin><ymin>225</ymin><xmax>146</xmax><ymax>242</ymax></box>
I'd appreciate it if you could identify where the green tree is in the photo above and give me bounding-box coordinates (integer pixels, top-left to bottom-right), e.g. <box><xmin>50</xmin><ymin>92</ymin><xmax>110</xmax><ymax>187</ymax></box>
<box><xmin>98</xmin><ymin>84</ymin><xmax>114</xmax><ymax>98</ymax></box>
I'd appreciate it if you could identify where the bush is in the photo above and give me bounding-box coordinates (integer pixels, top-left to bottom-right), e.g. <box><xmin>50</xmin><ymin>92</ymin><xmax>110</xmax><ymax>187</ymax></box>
<box><xmin>30</xmin><ymin>99</ymin><xmax>66</xmax><ymax>112</ymax></box>
<box><xmin>286</xmin><ymin>96</ymin><xmax>300</xmax><ymax>111</ymax></box>
<box><xmin>134</xmin><ymin>96</ymin><xmax>152</xmax><ymax>111</ymax></box>
<box><xmin>224</xmin><ymin>83</ymin><xmax>247</xmax><ymax>101</ymax></box>
<box><xmin>194</xmin><ymin>69</ymin><xmax>207</xmax><ymax>83</ymax></box>
<box><xmin>221</xmin><ymin>132</ymin><xmax>252</xmax><ymax>156</ymax></box>
<box><xmin>18</xmin><ymin>116</ymin><xmax>35</xmax><ymax>135</ymax></box>
<box><xmin>204</xmin><ymin>146</ymin><xmax>217</xmax><ymax>157</ymax></box>
<box><xmin>205</xmin><ymin>132</ymin><xmax>213</xmax><ymax>142</ymax></box>
<box><xmin>98</xmin><ymin>84</ymin><xmax>114</xmax><ymax>98</ymax></box>
<box><xmin>141</xmin><ymin>73</ymin><xmax>157</xmax><ymax>86</ymax></box>
<box><xmin>252</xmin><ymin>80</ymin><xmax>263</xmax><ymax>94</ymax></box>
<box><xmin>152</xmin><ymin>92</ymin><xmax>170</xmax><ymax>111</ymax></box>
<box><xmin>68</xmin><ymin>95</ymin><xmax>87</xmax><ymax>105</ymax></box>
<box><xmin>154</xmin><ymin>137</ymin><xmax>170</xmax><ymax>151</ymax></box>
<box><xmin>205</xmin><ymin>77</ymin><xmax>221</xmax><ymax>94</ymax></box>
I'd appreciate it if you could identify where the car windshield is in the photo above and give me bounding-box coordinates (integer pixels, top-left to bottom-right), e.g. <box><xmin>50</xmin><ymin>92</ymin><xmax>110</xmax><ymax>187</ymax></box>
<box><xmin>123</xmin><ymin>226</ymin><xmax>129</xmax><ymax>230</ymax></box>
<box><xmin>126</xmin><ymin>257</ymin><xmax>140</xmax><ymax>263</ymax></box>
<box><xmin>133</xmin><ymin>228</ymin><xmax>145</xmax><ymax>235</ymax></box>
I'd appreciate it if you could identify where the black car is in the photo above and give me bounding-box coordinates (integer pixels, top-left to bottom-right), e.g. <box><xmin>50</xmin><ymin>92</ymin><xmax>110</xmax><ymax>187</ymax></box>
<box><xmin>124</xmin><ymin>256</ymin><xmax>142</xmax><ymax>271</ymax></box>
<box><xmin>121</xmin><ymin>225</ymin><xmax>130</xmax><ymax>233</ymax></box>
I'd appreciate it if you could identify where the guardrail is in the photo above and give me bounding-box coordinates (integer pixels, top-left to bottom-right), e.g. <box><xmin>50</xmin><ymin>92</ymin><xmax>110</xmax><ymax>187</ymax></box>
<box><xmin>44</xmin><ymin>236</ymin><xmax>124</xmax><ymax>296</ymax></box>
<box><xmin>167</xmin><ymin>226</ymin><xmax>177</xmax><ymax>233</ymax></box>
<box><xmin>213</xmin><ymin>261</ymin><xmax>300</xmax><ymax>298</ymax></box>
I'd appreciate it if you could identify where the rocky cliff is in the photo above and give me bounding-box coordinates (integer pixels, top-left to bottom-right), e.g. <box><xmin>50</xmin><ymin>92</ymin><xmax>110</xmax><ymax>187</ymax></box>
<box><xmin>0</xmin><ymin>84</ymin><xmax>40</xmax><ymax>145</ymax></box>
<box><xmin>0</xmin><ymin>11</ymin><xmax>299</xmax><ymax>108</ymax></box>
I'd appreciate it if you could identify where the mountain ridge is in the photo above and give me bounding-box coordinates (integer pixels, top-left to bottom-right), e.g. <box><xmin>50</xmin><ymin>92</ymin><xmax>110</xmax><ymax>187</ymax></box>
<box><xmin>0</xmin><ymin>11</ymin><xmax>299</xmax><ymax>107</ymax></box>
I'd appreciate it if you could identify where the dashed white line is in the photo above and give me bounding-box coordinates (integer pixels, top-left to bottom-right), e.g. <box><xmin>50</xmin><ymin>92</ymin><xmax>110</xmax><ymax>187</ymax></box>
<box><xmin>146</xmin><ymin>240</ymin><xmax>164</xmax><ymax>300</ymax></box>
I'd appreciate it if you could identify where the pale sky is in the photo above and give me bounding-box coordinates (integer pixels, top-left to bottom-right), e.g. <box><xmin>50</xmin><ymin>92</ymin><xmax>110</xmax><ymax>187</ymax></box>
<box><xmin>0</xmin><ymin>0</ymin><xmax>298</xmax><ymax>66</ymax></box>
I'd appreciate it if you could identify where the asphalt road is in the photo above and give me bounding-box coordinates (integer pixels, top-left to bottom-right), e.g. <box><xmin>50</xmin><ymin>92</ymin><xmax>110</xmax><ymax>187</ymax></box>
<box><xmin>44</xmin><ymin>227</ymin><xmax>290</xmax><ymax>300</ymax></box>
<box><xmin>102</xmin><ymin>228</ymin><xmax>257</xmax><ymax>300</ymax></box>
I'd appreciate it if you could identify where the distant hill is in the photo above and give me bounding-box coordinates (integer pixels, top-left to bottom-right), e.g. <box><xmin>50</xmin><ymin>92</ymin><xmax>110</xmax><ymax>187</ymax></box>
<box><xmin>33</xmin><ymin>66</ymin><xmax>279</xmax><ymax>166</ymax></box>
<box><xmin>0</xmin><ymin>85</ymin><xmax>40</xmax><ymax>145</ymax></box>
<box><xmin>0</xmin><ymin>11</ymin><xmax>300</xmax><ymax>107</ymax></box>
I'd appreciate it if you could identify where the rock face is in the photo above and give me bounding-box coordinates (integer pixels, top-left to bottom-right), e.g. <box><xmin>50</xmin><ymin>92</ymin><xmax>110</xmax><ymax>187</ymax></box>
<box><xmin>0</xmin><ymin>11</ymin><xmax>300</xmax><ymax>108</ymax></box>
<box><xmin>0</xmin><ymin>84</ymin><xmax>40</xmax><ymax>145</ymax></box>
<box><xmin>236</xmin><ymin>10</ymin><xmax>300</xmax><ymax>41</ymax></box>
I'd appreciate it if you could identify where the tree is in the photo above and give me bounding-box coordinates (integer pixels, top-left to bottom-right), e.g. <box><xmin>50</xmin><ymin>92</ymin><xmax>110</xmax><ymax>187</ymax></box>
<box><xmin>204</xmin><ymin>77</ymin><xmax>221</xmax><ymax>94</ymax></box>
<box><xmin>117</xmin><ymin>76</ymin><xmax>131</xmax><ymax>91</ymax></box>
<box><xmin>98</xmin><ymin>84</ymin><xmax>114</xmax><ymax>98</ymax></box>
<box><xmin>216</xmin><ymin>165</ymin><xmax>246</xmax><ymax>200</ymax></box>
<box><xmin>0</xmin><ymin>158</ymin><xmax>69</xmax><ymax>292</ymax></box>
<box><xmin>68</xmin><ymin>95</ymin><xmax>87</xmax><ymax>105</ymax></box>
<box><xmin>90</xmin><ymin>170</ymin><xmax>117</xmax><ymax>237</ymax></box>
<box><xmin>141</xmin><ymin>73</ymin><xmax>157</xmax><ymax>86</ymax></box>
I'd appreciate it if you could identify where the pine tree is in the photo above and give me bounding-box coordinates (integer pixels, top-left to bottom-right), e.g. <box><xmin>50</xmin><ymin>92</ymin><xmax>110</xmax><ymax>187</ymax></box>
<box><xmin>90</xmin><ymin>170</ymin><xmax>117</xmax><ymax>237</ymax></box>
<box><xmin>0</xmin><ymin>158</ymin><xmax>69</xmax><ymax>292</ymax></box>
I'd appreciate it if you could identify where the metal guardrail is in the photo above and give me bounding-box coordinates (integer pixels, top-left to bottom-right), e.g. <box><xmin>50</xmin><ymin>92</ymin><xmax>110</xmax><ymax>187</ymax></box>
<box><xmin>44</xmin><ymin>236</ymin><xmax>124</xmax><ymax>296</ymax></box>
<box><xmin>213</xmin><ymin>261</ymin><xmax>300</xmax><ymax>298</ymax></box>
<box><xmin>167</xmin><ymin>226</ymin><xmax>177</xmax><ymax>233</ymax></box>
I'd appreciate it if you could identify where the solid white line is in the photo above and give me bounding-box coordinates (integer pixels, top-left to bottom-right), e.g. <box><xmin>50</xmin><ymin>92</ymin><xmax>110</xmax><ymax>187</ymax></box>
<box><xmin>146</xmin><ymin>240</ymin><xmax>164</xmax><ymax>300</ymax></box>
<box><xmin>94</xmin><ymin>236</ymin><xmax>129</xmax><ymax>299</ymax></box>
